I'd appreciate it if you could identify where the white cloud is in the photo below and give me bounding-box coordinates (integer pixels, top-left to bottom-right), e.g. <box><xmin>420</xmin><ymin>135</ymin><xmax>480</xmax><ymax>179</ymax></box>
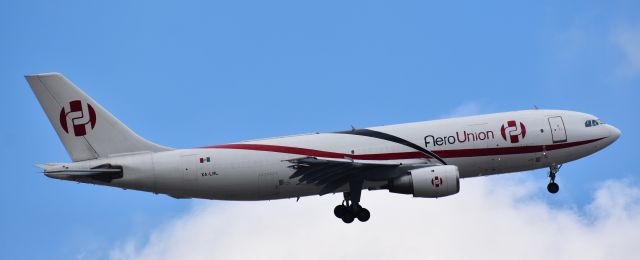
<box><xmin>612</xmin><ymin>25</ymin><xmax>640</xmax><ymax>82</ymax></box>
<box><xmin>109</xmin><ymin>176</ymin><xmax>640</xmax><ymax>260</ymax></box>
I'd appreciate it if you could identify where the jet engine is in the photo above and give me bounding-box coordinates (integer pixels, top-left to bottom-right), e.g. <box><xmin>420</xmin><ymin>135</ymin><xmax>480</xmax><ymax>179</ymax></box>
<box><xmin>388</xmin><ymin>165</ymin><xmax>460</xmax><ymax>198</ymax></box>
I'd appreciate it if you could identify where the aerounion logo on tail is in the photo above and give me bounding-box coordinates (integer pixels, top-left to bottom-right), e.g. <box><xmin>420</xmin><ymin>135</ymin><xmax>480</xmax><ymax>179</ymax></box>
<box><xmin>59</xmin><ymin>100</ymin><xmax>96</xmax><ymax>136</ymax></box>
<box><xmin>500</xmin><ymin>120</ymin><xmax>526</xmax><ymax>143</ymax></box>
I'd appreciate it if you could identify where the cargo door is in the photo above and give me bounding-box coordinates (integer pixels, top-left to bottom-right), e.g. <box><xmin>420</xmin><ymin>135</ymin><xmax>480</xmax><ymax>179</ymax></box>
<box><xmin>548</xmin><ymin>116</ymin><xmax>567</xmax><ymax>143</ymax></box>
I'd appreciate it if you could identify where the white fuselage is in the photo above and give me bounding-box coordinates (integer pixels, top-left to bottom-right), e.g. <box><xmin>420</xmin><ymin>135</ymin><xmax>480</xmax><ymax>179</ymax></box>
<box><xmin>61</xmin><ymin>109</ymin><xmax>620</xmax><ymax>201</ymax></box>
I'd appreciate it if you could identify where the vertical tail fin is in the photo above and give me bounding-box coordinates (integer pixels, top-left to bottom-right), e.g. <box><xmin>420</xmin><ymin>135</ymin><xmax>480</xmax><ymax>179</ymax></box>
<box><xmin>26</xmin><ymin>72</ymin><xmax>172</xmax><ymax>161</ymax></box>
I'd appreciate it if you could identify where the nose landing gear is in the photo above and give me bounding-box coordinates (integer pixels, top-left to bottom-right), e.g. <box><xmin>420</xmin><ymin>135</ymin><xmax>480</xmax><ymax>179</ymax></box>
<box><xmin>547</xmin><ymin>164</ymin><xmax>562</xmax><ymax>194</ymax></box>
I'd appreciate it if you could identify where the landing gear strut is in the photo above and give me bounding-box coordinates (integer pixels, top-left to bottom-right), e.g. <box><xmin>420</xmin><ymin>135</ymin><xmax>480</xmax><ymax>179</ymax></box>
<box><xmin>547</xmin><ymin>164</ymin><xmax>561</xmax><ymax>194</ymax></box>
<box><xmin>333</xmin><ymin>179</ymin><xmax>370</xmax><ymax>223</ymax></box>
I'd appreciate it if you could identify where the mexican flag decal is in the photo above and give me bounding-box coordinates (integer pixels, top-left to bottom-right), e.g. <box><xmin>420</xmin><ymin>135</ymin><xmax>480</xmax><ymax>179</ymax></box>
<box><xmin>199</xmin><ymin>156</ymin><xmax>211</xmax><ymax>163</ymax></box>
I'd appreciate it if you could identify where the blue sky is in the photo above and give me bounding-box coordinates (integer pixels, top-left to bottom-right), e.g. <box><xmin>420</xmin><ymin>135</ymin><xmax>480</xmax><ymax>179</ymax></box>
<box><xmin>2</xmin><ymin>1</ymin><xmax>639</xmax><ymax>259</ymax></box>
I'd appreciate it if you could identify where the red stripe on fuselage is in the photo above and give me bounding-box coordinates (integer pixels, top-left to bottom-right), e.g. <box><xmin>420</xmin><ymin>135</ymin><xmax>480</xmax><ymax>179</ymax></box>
<box><xmin>208</xmin><ymin>144</ymin><xmax>424</xmax><ymax>160</ymax></box>
<box><xmin>202</xmin><ymin>138</ymin><xmax>604</xmax><ymax>160</ymax></box>
<box><xmin>434</xmin><ymin>138</ymin><xmax>603</xmax><ymax>158</ymax></box>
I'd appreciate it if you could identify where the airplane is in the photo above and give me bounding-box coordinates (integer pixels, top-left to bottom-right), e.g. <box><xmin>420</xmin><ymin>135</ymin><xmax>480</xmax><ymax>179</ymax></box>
<box><xmin>26</xmin><ymin>73</ymin><xmax>621</xmax><ymax>224</ymax></box>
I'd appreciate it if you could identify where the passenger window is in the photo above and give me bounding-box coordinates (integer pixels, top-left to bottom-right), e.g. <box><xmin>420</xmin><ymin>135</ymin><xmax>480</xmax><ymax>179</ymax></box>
<box><xmin>585</xmin><ymin>120</ymin><xmax>592</xmax><ymax>127</ymax></box>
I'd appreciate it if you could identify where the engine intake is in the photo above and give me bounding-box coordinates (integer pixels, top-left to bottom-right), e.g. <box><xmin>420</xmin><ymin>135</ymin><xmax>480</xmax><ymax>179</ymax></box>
<box><xmin>388</xmin><ymin>165</ymin><xmax>460</xmax><ymax>198</ymax></box>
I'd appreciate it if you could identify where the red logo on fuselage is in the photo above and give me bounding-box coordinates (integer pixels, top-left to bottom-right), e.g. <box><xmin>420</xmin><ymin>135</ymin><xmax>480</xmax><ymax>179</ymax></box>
<box><xmin>59</xmin><ymin>100</ymin><xmax>97</xmax><ymax>136</ymax></box>
<box><xmin>500</xmin><ymin>120</ymin><xmax>526</xmax><ymax>143</ymax></box>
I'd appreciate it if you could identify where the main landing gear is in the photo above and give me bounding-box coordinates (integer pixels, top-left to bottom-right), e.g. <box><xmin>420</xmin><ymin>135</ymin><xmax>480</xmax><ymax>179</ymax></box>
<box><xmin>547</xmin><ymin>164</ymin><xmax>562</xmax><ymax>194</ymax></box>
<box><xmin>334</xmin><ymin>193</ymin><xmax>370</xmax><ymax>223</ymax></box>
<box><xmin>333</xmin><ymin>179</ymin><xmax>370</xmax><ymax>223</ymax></box>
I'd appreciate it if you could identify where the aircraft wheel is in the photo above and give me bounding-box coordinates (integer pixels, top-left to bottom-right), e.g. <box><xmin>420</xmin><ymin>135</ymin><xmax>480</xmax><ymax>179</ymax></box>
<box><xmin>341</xmin><ymin>211</ymin><xmax>355</xmax><ymax>224</ymax></box>
<box><xmin>357</xmin><ymin>208</ymin><xmax>370</xmax><ymax>222</ymax></box>
<box><xmin>547</xmin><ymin>182</ymin><xmax>559</xmax><ymax>194</ymax></box>
<box><xmin>334</xmin><ymin>204</ymin><xmax>348</xmax><ymax>218</ymax></box>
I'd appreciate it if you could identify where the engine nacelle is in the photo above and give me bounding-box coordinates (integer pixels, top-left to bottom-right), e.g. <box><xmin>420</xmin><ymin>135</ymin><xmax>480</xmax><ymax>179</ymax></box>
<box><xmin>388</xmin><ymin>165</ymin><xmax>460</xmax><ymax>198</ymax></box>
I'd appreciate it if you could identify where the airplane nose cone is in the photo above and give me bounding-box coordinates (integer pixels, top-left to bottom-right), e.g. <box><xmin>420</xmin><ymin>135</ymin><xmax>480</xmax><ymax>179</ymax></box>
<box><xmin>609</xmin><ymin>125</ymin><xmax>621</xmax><ymax>142</ymax></box>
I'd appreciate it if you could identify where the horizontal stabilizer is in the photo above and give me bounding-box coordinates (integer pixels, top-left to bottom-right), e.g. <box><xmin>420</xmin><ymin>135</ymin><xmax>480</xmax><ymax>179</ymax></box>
<box><xmin>38</xmin><ymin>163</ymin><xmax>123</xmax><ymax>182</ymax></box>
<box><xmin>43</xmin><ymin>168</ymin><xmax>122</xmax><ymax>176</ymax></box>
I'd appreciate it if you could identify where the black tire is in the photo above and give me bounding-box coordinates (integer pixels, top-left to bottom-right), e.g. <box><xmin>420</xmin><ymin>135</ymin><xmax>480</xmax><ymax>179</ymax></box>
<box><xmin>341</xmin><ymin>211</ymin><xmax>355</xmax><ymax>223</ymax></box>
<box><xmin>357</xmin><ymin>208</ymin><xmax>370</xmax><ymax>222</ymax></box>
<box><xmin>334</xmin><ymin>205</ymin><xmax>348</xmax><ymax>218</ymax></box>
<box><xmin>547</xmin><ymin>182</ymin><xmax>560</xmax><ymax>194</ymax></box>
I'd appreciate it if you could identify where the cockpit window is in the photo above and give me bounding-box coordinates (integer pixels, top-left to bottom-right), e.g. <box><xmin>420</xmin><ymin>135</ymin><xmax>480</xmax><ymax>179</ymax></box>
<box><xmin>585</xmin><ymin>119</ymin><xmax>604</xmax><ymax>127</ymax></box>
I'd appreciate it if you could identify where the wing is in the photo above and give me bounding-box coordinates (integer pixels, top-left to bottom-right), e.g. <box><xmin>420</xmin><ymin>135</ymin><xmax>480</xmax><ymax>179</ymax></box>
<box><xmin>284</xmin><ymin>156</ymin><xmax>433</xmax><ymax>195</ymax></box>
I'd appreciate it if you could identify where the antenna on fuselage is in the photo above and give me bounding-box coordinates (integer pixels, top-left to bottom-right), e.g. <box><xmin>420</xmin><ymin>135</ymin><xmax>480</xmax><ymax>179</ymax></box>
<box><xmin>533</xmin><ymin>105</ymin><xmax>539</xmax><ymax>110</ymax></box>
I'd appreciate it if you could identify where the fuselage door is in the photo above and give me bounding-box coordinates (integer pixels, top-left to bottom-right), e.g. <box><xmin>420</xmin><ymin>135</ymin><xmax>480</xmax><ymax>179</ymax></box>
<box><xmin>548</xmin><ymin>116</ymin><xmax>567</xmax><ymax>143</ymax></box>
